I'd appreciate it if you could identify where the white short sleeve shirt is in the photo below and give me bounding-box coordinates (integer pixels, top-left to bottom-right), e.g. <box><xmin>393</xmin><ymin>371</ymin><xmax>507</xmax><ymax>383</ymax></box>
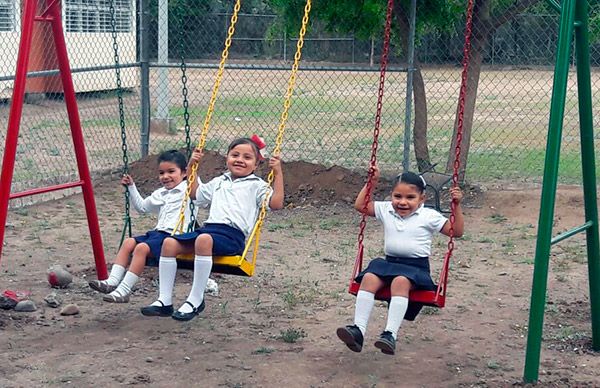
<box><xmin>374</xmin><ymin>202</ymin><xmax>448</xmax><ymax>258</ymax></box>
<box><xmin>196</xmin><ymin>172</ymin><xmax>270</xmax><ymax>237</ymax></box>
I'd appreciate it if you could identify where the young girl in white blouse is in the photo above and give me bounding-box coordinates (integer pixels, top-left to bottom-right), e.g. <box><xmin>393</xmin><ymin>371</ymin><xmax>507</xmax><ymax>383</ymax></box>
<box><xmin>337</xmin><ymin>165</ymin><xmax>464</xmax><ymax>355</ymax></box>
<box><xmin>89</xmin><ymin>150</ymin><xmax>194</xmax><ymax>303</ymax></box>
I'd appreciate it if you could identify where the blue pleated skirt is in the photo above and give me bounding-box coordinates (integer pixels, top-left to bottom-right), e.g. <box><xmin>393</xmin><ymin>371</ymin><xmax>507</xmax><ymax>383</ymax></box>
<box><xmin>168</xmin><ymin>223</ymin><xmax>245</xmax><ymax>256</ymax></box>
<box><xmin>355</xmin><ymin>256</ymin><xmax>437</xmax><ymax>291</ymax></box>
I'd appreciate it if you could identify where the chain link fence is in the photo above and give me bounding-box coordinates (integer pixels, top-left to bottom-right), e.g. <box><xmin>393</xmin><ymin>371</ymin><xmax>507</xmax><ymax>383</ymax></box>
<box><xmin>1</xmin><ymin>1</ymin><xmax>600</xmax><ymax>205</ymax></box>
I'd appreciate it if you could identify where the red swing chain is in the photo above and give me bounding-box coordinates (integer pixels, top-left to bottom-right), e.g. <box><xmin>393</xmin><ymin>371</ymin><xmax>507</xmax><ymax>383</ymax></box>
<box><xmin>352</xmin><ymin>0</ymin><xmax>394</xmax><ymax>283</ymax></box>
<box><xmin>350</xmin><ymin>0</ymin><xmax>475</xmax><ymax>304</ymax></box>
<box><xmin>351</xmin><ymin>0</ymin><xmax>394</xmax><ymax>285</ymax></box>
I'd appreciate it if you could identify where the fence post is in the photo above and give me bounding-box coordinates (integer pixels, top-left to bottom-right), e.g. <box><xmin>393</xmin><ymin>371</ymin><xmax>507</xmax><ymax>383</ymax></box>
<box><xmin>402</xmin><ymin>0</ymin><xmax>417</xmax><ymax>171</ymax></box>
<box><xmin>153</xmin><ymin>0</ymin><xmax>172</xmax><ymax>132</ymax></box>
<box><xmin>283</xmin><ymin>30</ymin><xmax>287</xmax><ymax>62</ymax></box>
<box><xmin>139</xmin><ymin>0</ymin><xmax>150</xmax><ymax>157</ymax></box>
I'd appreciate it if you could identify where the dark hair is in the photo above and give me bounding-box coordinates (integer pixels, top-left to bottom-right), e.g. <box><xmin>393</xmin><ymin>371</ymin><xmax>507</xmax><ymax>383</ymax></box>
<box><xmin>157</xmin><ymin>149</ymin><xmax>187</xmax><ymax>171</ymax></box>
<box><xmin>227</xmin><ymin>137</ymin><xmax>261</xmax><ymax>161</ymax></box>
<box><xmin>393</xmin><ymin>171</ymin><xmax>426</xmax><ymax>193</ymax></box>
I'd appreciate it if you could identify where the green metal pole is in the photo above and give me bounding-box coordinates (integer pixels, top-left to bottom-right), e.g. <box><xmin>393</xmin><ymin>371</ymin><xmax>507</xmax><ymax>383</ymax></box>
<box><xmin>574</xmin><ymin>0</ymin><xmax>600</xmax><ymax>351</ymax></box>
<box><xmin>523</xmin><ymin>0</ymin><xmax>577</xmax><ymax>383</ymax></box>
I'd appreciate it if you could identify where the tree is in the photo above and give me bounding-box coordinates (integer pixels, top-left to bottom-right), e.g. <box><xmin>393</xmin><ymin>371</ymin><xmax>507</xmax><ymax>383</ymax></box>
<box><xmin>269</xmin><ymin>0</ymin><xmax>549</xmax><ymax>179</ymax></box>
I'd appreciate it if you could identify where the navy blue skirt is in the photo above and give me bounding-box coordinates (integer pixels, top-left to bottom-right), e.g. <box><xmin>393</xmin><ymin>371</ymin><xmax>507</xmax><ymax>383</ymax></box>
<box><xmin>134</xmin><ymin>230</ymin><xmax>171</xmax><ymax>266</ymax></box>
<box><xmin>355</xmin><ymin>256</ymin><xmax>436</xmax><ymax>291</ymax></box>
<box><xmin>168</xmin><ymin>223</ymin><xmax>245</xmax><ymax>256</ymax></box>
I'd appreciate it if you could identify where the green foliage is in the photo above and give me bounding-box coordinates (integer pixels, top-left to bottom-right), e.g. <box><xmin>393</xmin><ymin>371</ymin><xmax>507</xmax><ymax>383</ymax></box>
<box><xmin>279</xmin><ymin>327</ymin><xmax>307</xmax><ymax>343</ymax></box>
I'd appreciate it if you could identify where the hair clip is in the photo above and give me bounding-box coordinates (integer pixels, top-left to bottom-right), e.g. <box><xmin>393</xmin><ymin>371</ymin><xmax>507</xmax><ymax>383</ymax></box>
<box><xmin>419</xmin><ymin>175</ymin><xmax>427</xmax><ymax>188</ymax></box>
<box><xmin>250</xmin><ymin>134</ymin><xmax>267</xmax><ymax>160</ymax></box>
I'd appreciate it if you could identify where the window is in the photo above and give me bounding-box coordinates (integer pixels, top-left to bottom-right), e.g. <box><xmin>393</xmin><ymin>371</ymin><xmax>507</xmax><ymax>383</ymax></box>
<box><xmin>66</xmin><ymin>0</ymin><xmax>131</xmax><ymax>33</ymax></box>
<box><xmin>0</xmin><ymin>0</ymin><xmax>15</xmax><ymax>32</ymax></box>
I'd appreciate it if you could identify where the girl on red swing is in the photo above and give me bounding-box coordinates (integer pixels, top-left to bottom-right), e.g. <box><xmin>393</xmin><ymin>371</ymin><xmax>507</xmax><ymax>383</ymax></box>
<box><xmin>337</xmin><ymin>165</ymin><xmax>464</xmax><ymax>355</ymax></box>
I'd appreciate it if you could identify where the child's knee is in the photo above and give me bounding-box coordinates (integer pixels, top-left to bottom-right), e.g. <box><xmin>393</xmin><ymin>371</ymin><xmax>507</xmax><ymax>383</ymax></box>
<box><xmin>194</xmin><ymin>234</ymin><xmax>213</xmax><ymax>251</ymax></box>
<box><xmin>390</xmin><ymin>276</ymin><xmax>411</xmax><ymax>292</ymax></box>
<box><xmin>161</xmin><ymin>238</ymin><xmax>178</xmax><ymax>255</ymax></box>
<box><xmin>124</xmin><ymin>237</ymin><xmax>137</xmax><ymax>248</ymax></box>
<box><xmin>133</xmin><ymin>242</ymin><xmax>150</xmax><ymax>255</ymax></box>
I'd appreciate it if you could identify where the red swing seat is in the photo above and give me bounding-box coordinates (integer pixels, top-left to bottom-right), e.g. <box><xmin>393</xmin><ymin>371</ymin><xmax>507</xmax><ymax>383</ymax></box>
<box><xmin>347</xmin><ymin>246</ymin><xmax>451</xmax><ymax>308</ymax></box>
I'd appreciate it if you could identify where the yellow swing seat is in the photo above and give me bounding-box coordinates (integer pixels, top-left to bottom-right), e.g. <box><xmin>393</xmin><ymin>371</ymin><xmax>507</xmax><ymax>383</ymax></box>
<box><xmin>176</xmin><ymin>219</ymin><xmax>263</xmax><ymax>277</ymax></box>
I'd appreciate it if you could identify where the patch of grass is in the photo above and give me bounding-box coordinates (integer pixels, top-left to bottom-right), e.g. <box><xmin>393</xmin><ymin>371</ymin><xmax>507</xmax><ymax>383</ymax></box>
<box><xmin>282</xmin><ymin>289</ymin><xmax>298</xmax><ymax>308</ymax></box>
<box><xmin>477</xmin><ymin>236</ymin><xmax>495</xmax><ymax>243</ymax></box>
<box><xmin>267</xmin><ymin>222</ymin><xmax>292</xmax><ymax>232</ymax></box>
<box><xmin>502</xmin><ymin>238</ymin><xmax>516</xmax><ymax>253</ymax></box>
<box><xmin>252</xmin><ymin>347</ymin><xmax>275</xmax><ymax>355</ymax></box>
<box><xmin>548</xmin><ymin>325</ymin><xmax>587</xmax><ymax>342</ymax></box>
<box><xmin>318</xmin><ymin>218</ymin><xmax>343</xmax><ymax>230</ymax></box>
<box><xmin>486</xmin><ymin>360</ymin><xmax>501</xmax><ymax>370</ymax></box>
<box><xmin>516</xmin><ymin>257</ymin><xmax>535</xmax><ymax>265</ymax></box>
<box><xmin>420</xmin><ymin>306</ymin><xmax>441</xmax><ymax>315</ymax></box>
<box><xmin>487</xmin><ymin>213</ymin><xmax>507</xmax><ymax>224</ymax></box>
<box><xmin>279</xmin><ymin>328</ymin><xmax>306</xmax><ymax>343</ymax></box>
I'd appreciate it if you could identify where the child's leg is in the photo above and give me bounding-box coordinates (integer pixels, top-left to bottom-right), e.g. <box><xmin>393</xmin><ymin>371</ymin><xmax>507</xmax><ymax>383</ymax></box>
<box><xmin>89</xmin><ymin>238</ymin><xmax>135</xmax><ymax>292</ymax></box>
<box><xmin>109</xmin><ymin>237</ymin><xmax>137</xmax><ymax>284</ymax></box>
<box><xmin>354</xmin><ymin>273</ymin><xmax>385</xmax><ymax>335</ymax></box>
<box><xmin>106</xmin><ymin>243</ymin><xmax>150</xmax><ymax>301</ymax></box>
<box><xmin>148</xmin><ymin>237</ymin><xmax>192</xmax><ymax>307</ymax></box>
<box><xmin>384</xmin><ymin>276</ymin><xmax>411</xmax><ymax>339</ymax></box>
<box><xmin>176</xmin><ymin>234</ymin><xmax>213</xmax><ymax>314</ymax></box>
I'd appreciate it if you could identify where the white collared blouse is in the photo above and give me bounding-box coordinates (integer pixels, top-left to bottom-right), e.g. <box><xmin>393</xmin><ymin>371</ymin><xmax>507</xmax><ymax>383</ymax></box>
<box><xmin>127</xmin><ymin>180</ymin><xmax>194</xmax><ymax>234</ymax></box>
<box><xmin>374</xmin><ymin>202</ymin><xmax>447</xmax><ymax>258</ymax></box>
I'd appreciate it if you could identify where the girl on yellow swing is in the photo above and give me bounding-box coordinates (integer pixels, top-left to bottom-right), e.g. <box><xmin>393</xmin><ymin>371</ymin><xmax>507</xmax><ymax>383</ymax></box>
<box><xmin>141</xmin><ymin>136</ymin><xmax>284</xmax><ymax>321</ymax></box>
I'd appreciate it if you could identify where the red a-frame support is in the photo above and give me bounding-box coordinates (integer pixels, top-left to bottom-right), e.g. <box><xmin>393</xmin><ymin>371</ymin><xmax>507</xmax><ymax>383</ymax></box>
<box><xmin>0</xmin><ymin>0</ymin><xmax>107</xmax><ymax>279</ymax></box>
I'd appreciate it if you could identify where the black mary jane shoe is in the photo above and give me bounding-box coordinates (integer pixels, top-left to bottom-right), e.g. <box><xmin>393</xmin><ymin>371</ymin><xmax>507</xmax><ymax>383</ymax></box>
<box><xmin>172</xmin><ymin>300</ymin><xmax>206</xmax><ymax>321</ymax></box>
<box><xmin>140</xmin><ymin>300</ymin><xmax>174</xmax><ymax>317</ymax></box>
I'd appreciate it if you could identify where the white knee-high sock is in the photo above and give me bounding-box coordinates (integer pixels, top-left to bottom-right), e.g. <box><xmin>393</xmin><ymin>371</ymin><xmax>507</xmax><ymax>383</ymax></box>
<box><xmin>178</xmin><ymin>255</ymin><xmax>212</xmax><ymax>313</ymax></box>
<box><xmin>354</xmin><ymin>290</ymin><xmax>375</xmax><ymax>336</ymax></box>
<box><xmin>110</xmin><ymin>271</ymin><xmax>139</xmax><ymax>298</ymax></box>
<box><xmin>106</xmin><ymin>264</ymin><xmax>126</xmax><ymax>286</ymax></box>
<box><xmin>151</xmin><ymin>256</ymin><xmax>177</xmax><ymax>306</ymax></box>
<box><xmin>385</xmin><ymin>296</ymin><xmax>409</xmax><ymax>339</ymax></box>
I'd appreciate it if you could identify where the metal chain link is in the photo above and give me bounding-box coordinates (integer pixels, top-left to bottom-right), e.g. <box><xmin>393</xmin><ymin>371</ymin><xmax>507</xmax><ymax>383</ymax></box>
<box><xmin>253</xmin><ymin>0</ymin><xmax>312</xmax><ymax>235</ymax></box>
<box><xmin>110</xmin><ymin>0</ymin><xmax>131</xmax><ymax>242</ymax></box>
<box><xmin>178</xmin><ymin>13</ymin><xmax>196</xmax><ymax>232</ymax></box>
<box><xmin>353</xmin><ymin>0</ymin><xmax>394</xmax><ymax>278</ymax></box>
<box><xmin>173</xmin><ymin>0</ymin><xmax>242</xmax><ymax>235</ymax></box>
<box><xmin>446</xmin><ymin>0</ymin><xmax>475</xmax><ymax>259</ymax></box>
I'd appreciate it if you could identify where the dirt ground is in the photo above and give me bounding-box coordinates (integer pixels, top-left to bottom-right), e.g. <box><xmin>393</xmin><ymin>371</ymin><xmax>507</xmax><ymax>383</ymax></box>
<box><xmin>1</xmin><ymin>153</ymin><xmax>599</xmax><ymax>387</ymax></box>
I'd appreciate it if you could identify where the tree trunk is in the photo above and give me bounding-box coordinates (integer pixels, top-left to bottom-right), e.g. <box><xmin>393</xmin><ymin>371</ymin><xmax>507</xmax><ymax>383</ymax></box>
<box><xmin>412</xmin><ymin>67</ymin><xmax>433</xmax><ymax>172</ymax></box>
<box><xmin>446</xmin><ymin>0</ymin><xmax>491</xmax><ymax>182</ymax></box>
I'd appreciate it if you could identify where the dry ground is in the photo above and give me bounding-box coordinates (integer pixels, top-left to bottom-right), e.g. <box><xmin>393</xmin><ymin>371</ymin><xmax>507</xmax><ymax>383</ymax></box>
<box><xmin>0</xmin><ymin>154</ymin><xmax>599</xmax><ymax>387</ymax></box>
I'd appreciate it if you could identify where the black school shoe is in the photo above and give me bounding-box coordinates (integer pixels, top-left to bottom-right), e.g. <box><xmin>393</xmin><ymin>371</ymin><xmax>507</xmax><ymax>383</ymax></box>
<box><xmin>140</xmin><ymin>300</ymin><xmax>174</xmax><ymax>317</ymax></box>
<box><xmin>374</xmin><ymin>330</ymin><xmax>396</xmax><ymax>355</ymax></box>
<box><xmin>336</xmin><ymin>324</ymin><xmax>364</xmax><ymax>352</ymax></box>
<box><xmin>171</xmin><ymin>300</ymin><xmax>206</xmax><ymax>321</ymax></box>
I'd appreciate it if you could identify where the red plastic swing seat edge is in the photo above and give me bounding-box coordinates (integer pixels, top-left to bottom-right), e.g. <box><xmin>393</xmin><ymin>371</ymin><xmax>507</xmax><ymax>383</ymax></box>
<box><xmin>347</xmin><ymin>281</ymin><xmax>445</xmax><ymax>308</ymax></box>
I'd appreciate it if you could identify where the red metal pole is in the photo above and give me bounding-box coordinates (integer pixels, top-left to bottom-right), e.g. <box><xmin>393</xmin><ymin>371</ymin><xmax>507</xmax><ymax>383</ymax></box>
<box><xmin>46</xmin><ymin>0</ymin><xmax>107</xmax><ymax>279</ymax></box>
<box><xmin>0</xmin><ymin>0</ymin><xmax>37</xmax><ymax>263</ymax></box>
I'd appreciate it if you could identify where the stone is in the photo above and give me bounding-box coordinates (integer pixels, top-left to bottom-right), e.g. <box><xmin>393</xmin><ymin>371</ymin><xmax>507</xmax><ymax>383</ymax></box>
<box><xmin>60</xmin><ymin>303</ymin><xmax>80</xmax><ymax>316</ymax></box>
<box><xmin>205</xmin><ymin>278</ymin><xmax>219</xmax><ymax>297</ymax></box>
<box><xmin>44</xmin><ymin>292</ymin><xmax>62</xmax><ymax>308</ymax></box>
<box><xmin>47</xmin><ymin>265</ymin><xmax>73</xmax><ymax>288</ymax></box>
<box><xmin>0</xmin><ymin>295</ymin><xmax>18</xmax><ymax>310</ymax></box>
<box><xmin>14</xmin><ymin>300</ymin><xmax>37</xmax><ymax>312</ymax></box>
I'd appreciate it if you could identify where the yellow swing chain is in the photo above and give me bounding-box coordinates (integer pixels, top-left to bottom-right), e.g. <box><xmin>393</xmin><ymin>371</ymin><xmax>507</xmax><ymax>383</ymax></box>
<box><xmin>173</xmin><ymin>0</ymin><xmax>242</xmax><ymax>235</ymax></box>
<box><xmin>253</xmin><ymin>0</ymin><xmax>312</xmax><ymax>234</ymax></box>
